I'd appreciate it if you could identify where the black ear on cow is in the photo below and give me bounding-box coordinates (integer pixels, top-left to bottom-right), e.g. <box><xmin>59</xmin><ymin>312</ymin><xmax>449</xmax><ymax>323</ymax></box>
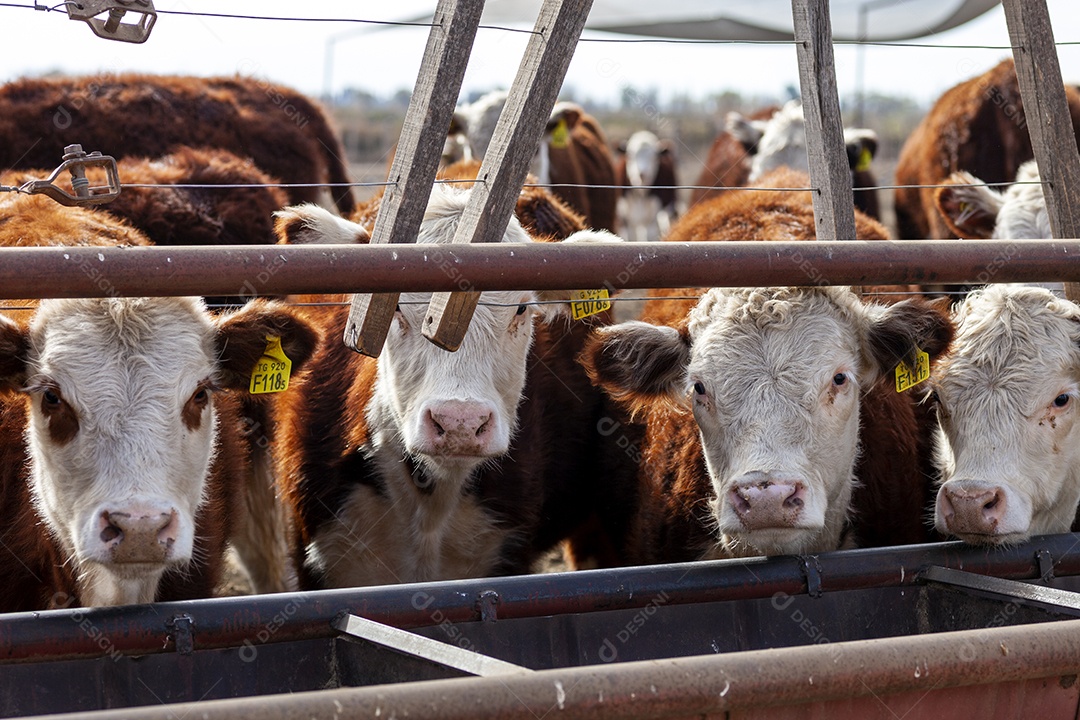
<box><xmin>933</xmin><ymin>173</ymin><xmax>1001</xmax><ymax>239</ymax></box>
<box><xmin>213</xmin><ymin>300</ymin><xmax>321</xmax><ymax>392</ymax></box>
<box><xmin>0</xmin><ymin>315</ymin><xmax>29</xmax><ymax>394</ymax></box>
<box><xmin>865</xmin><ymin>298</ymin><xmax>955</xmax><ymax>386</ymax></box>
<box><xmin>579</xmin><ymin>321</ymin><xmax>691</xmax><ymax>416</ymax></box>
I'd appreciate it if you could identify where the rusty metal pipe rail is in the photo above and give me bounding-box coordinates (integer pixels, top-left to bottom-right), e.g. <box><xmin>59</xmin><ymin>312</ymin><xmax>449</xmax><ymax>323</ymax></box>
<box><xmin>22</xmin><ymin>618</ymin><xmax>1080</xmax><ymax>720</ymax></box>
<box><xmin>0</xmin><ymin>240</ymin><xmax>1076</xmax><ymax>299</ymax></box>
<box><xmin>2</xmin><ymin>534</ymin><xmax>1078</xmax><ymax>665</ymax></box>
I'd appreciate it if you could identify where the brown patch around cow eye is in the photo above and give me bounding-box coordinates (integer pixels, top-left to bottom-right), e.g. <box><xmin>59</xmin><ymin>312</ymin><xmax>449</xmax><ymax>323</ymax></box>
<box><xmin>182</xmin><ymin>384</ymin><xmax>212</xmax><ymax>431</ymax></box>
<box><xmin>40</xmin><ymin>387</ymin><xmax>78</xmax><ymax>445</ymax></box>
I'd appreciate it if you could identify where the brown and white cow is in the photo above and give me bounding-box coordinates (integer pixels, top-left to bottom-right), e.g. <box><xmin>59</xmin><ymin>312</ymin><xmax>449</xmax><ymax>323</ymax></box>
<box><xmin>691</xmin><ymin>101</ymin><xmax>881</xmax><ymax>219</ymax></box>
<box><xmin>932</xmin><ymin>285</ymin><xmax>1080</xmax><ymax>544</ymax></box>
<box><xmin>577</xmin><ymin>173</ymin><xmax>952</xmax><ymax>563</ymax></box>
<box><xmin>0</xmin><ymin>194</ymin><xmax>318</xmax><ymax>612</ymax></box>
<box><xmin>446</xmin><ymin>91</ymin><xmax>618</xmax><ymax>232</ymax></box>
<box><xmin>933</xmin><ymin>159</ymin><xmax>1048</xmax><ymax>241</ymax></box>
<box><xmin>272</xmin><ymin>181</ymin><xmax>629</xmax><ymax>587</ymax></box>
<box><xmin>615</xmin><ymin>130</ymin><xmax>679</xmax><ymax>242</ymax></box>
<box><xmin>0</xmin><ymin>73</ymin><xmax>355</xmax><ymax>215</ymax></box>
<box><xmin>894</xmin><ymin>58</ymin><xmax>1080</xmax><ymax>239</ymax></box>
<box><xmin>581</xmin><ymin>286</ymin><xmax>954</xmax><ymax>562</ymax></box>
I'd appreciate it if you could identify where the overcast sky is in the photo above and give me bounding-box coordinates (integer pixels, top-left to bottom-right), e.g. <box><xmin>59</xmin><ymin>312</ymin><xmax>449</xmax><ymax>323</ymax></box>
<box><xmin>1</xmin><ymin>1</ymin><xmax>1078</xmax><ymax>108</ymax></box>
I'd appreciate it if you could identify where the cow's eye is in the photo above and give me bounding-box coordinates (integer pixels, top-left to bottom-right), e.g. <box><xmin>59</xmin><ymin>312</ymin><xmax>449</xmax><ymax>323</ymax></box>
<box><xmin>1054</xmin><ymin>393</ymin><xmax>1070</xmax><ymax>408</ymax></box>
<box><xmin>42</xmin><ymin>389</ymin><xmax>61</xmax><ymax>408</ymax></box>
<box><xmin>192</xmin><ymin>388</ymin><xmax>209</xmax><ymax>404</ymax></box>
<box><xmin>833</xmin><ymin>373</ymin><xmax>847</xmax><ymax>386</ymax></box>
<box><xmin>516</xmin><ymin>304</ymin><xmax>528</xmax><ymax>316</ymax></box>
<box><xmin>693</xmin><ymin>381</ymin><xmax>706</xmax><ymax>396</ymax></box>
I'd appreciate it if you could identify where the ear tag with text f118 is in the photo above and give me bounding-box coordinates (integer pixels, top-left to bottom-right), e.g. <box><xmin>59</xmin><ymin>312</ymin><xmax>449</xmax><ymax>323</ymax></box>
<box><xmin>895</xmin><ymin>348</ymin><xmax>930</xmax><ymax>393</ymax></box>
<box><xmin>570</xmin><ymin>289</ymin><xmax>611</xmax><ymax>321</ymax></box>
<box><xmin>250</xmin><ymin>336</ymin><xmax>292</xmax><ymax>395</ymax></box>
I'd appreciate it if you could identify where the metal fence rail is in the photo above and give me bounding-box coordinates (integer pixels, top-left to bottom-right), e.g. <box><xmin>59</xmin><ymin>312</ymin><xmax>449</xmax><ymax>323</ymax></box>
<box><xmin>0</xmin><ymin>239</ymin><xmax>1076</xmax><ymax>299</ymax></box>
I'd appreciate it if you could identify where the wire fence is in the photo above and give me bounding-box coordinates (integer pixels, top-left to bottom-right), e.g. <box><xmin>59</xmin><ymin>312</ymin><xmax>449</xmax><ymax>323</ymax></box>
<box><xmin>0</xmin><ymin>1</ymin><xmax>1074</xmax><ymax>304</ymax></box>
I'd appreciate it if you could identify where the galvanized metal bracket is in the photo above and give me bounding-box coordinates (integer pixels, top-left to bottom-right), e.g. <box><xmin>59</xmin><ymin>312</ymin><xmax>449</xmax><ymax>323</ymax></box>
<box><xmin>64</xmin><ymin>0</ymin><xmax>157</xmax><ymax>44</ymax></box>
<box><xmin>333</xmin><ymin>612</ymin><xmax>532</xmax><ymax>677</ymax></box>
<box><xmin>19</xmin><ymin>144</ymin><xmax>122</xmax><ymax>207</ymax></box>
<box><xmin>920</xmin><ymin>565</ymin><xmax>1080</xmax><ymax>618</ymax></box>
<box><xmin>165</xmin><ymin>614</ymin><xmax>195</xmax><ymax>655</ymax></box>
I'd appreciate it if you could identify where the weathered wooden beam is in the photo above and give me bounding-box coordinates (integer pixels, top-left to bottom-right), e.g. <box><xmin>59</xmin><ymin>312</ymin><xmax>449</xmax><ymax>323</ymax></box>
<box><xmin>791</xmin><ymin>0</ymin><xmax>858</xmax><ymax>242</ymax></box>
<box><xmin>1002</xmin><ymin>0</ymin><xmax>1080</xmax><ymax>302</ymax></box>
<box><xmin>422</xmin><ymin>0</ymin><xmax>594</xmax><ymax>351</ymax></box>
<box><xmin>343</xmin><ymin>0</ymin><xmax>484</xmax><ymax>357</ymax></box>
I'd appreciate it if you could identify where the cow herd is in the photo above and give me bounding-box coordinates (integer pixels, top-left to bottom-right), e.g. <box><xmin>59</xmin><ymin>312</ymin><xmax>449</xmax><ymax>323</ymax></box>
<box><xmin>0</xmin><ymin>58</ymin><xmax>1076</xmax><ymax>613</ymax></box>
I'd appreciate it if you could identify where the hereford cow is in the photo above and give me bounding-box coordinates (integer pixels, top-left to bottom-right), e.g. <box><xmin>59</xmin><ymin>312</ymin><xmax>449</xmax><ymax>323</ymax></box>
<box><xmin>894</xmin><ymin>58</ymin><xmax>1080</xmax><ymax>239</ymax></box>
<box><xmin>581</xmin><ymin>286</ymin><xmax>953</xmax><ymax>562</ymax></box>
<box><xmin>0</xmin><ymin>194</ymin><xmax>318</xmax><ymax>612</ymax></box>
<box><xmin>932</xmin><ymin>159</ymin><xmax>1047</xmax><ymax>241</ymax></box>
<box><xmin>271</xmin><ymin>181</ymin><xmax>631</xmax><ymax>588</ymax></box>
<box><xmin>615</xmin><ymin>130</ymin><xmax>679</xmax><ymax>242</ymax></box>
<box><xmin>0</xmin><ymin>73</ymin><xmax>355</xmax><ymax>215</ymax></box>
<box><xmin>691</xmin><ymin>101</ymin><xmax>881</xmax><ymax>220</ymax></box>
<box><xmin>932</xmin><ymin>285</ymin><xmax>1080</xmax><ymax>544</ymax></box>
<box><xmin>577</xmin><ymin>173</ymin><xmax>952</xmax><ymax>563</ymax></box>
<box><xmin>446</xmin><ymin>91</ymin><xmax>618</xmax><ymax>232</ymax></box>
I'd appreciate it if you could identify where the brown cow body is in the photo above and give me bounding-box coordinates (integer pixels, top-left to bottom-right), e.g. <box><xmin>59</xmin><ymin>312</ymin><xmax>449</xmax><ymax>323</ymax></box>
<box><xmin>0</xmin><ymin>73</ymin><xmax>355</xmax><ymax>215</ymax></box>
<box><xmin>894</xmin><ymin>58</ymin><xmax>1080</xmax><ymax>239</ymax></box>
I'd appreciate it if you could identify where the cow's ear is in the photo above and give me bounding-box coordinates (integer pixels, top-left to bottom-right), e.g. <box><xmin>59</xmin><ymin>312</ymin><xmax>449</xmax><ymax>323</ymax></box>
<box><xmin>515</xmin><ymin>185</ymin><xmax>587</xmax><ymax>241</ymax></box>
<box><xmin>579</xmin><ymin>321</ymin><xmax>691</xmax><ymax>416</ymax></box>
<box><xmin>934</xmin><ymin>172</ymin><xmax>1002</xmax><ymax>239</ymax></box>
<box><xmin>0</xmin><ymin>315</ymin><xmax>29</xmax><ymax>394</ymax></box>
<box><xmin>274</xmin><ymin>204</ymin><xmax>370</xmax><ymax>245</ymax></box>
<box><xmin>865</xmin><ymin>298</ymin><xmax>955</xmax><ymax>386</ymax></box>
<box><xmin>213</xmin><ymin>300</ymin><xmax>321</xmax><ymax>392</ymax></box>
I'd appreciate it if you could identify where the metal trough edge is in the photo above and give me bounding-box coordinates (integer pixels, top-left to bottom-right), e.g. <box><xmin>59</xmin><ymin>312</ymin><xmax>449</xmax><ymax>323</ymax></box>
<box><xmin>3</xmin><ymin>534</ymin><xmax>1079</xmax><ymax>664</ymax></box>
<box><xmin>18</xmin><ymin>618</ymin><xmax>1080</xmax><ymax>720</ymax></box>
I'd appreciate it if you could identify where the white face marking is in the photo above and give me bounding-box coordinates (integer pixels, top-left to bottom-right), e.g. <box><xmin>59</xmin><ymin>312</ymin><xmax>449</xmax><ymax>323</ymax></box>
<box><xmin>365</xmin><ymin>184</ymin><xmax>543</xmax><ymax>485</ymax></box>
<box><xmin>934</xmin><ymin>285</ymin><xmax>1080</xmax><ymax>544</ymax></box>
<box><xmin>24</xmin><ymin>297</ymin><xmax>219</xmax><ymax>606</ymax></box>
<box><xmin>684</xmin><ymin>288</ymin><xmax>873</xmax><ymax>556</ymax></box>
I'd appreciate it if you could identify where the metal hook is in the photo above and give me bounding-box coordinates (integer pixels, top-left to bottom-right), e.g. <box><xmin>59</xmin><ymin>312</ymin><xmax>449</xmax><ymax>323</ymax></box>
<box><xmin>19</xmin><ymin>144</ymin><xmax>122</xmax><ymax>207</ymax></box>
<box><xmin>65</xmin><ymin>0</ymin><xmax>156</xmax><ymax>44</ymax></box>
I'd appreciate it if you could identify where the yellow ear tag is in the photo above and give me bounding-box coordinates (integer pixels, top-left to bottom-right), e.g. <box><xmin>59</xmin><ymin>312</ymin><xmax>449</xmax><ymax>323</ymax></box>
<box><xmin>895</xmin><ymin>348</ymin><xmax>930</xmax><ymax>393</ymax></box>
<box><xmin>550</xmin><ymin>118</ymin><xmax>570</xmax><ymax>149</ymax></box>
<box><xmin>570</xmin><ymin>289</ymin><xmax>611</xmax><ymax>321</ymax></box>
<box><xmin>855</xmin><ymin>146</ymin><xmax>873</xmax><ymax>172</ymax></box>
<box><xmin>249</xmin><ymin>336</ymin><xmax>292</xmax><ymax>395</ymax></box>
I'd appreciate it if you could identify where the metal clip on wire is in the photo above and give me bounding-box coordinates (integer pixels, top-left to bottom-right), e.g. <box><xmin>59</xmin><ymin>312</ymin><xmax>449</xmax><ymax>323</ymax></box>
<box><xmin>20</xmin><ymin>144</ymin><xmax>122</xmax><ymax>207</ymax></box>
<box><xmin>65</xmin><ymin>0</ymin><xmax>156</xmax><ymax>44</ymax></box>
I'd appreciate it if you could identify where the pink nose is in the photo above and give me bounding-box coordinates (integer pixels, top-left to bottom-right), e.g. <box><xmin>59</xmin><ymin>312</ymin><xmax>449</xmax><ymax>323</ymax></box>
<box><xmin>728</xmin><ymin>473</ymin><xmax>808</xmax><ymax>530</ymax></box>
<box><xmin>419</xmin><ymin>400</ymin><xmax>496</xmax><ymax>456</ymax></box>
<box><xmin>98</xmin><ymin>507</ymin><xmax>178</xmax><ymax>563</ymax></box>
<box><xmin>938</xmin><ymin>485</ymin><xmax>1007</xmax><ymax>536</ymax></box>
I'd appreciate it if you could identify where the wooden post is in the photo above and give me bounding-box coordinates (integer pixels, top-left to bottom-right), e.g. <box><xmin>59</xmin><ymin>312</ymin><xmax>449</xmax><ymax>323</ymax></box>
<box><xmin>791</xmin><ymin>0</ymin><xmax>858</xmax><ymax>242</ymax></box>
<box><xmin>1002</xmin><ymin>0</ymin><xmax>1080</xmax><ymax>302</ymax></box>
<box><xmin>422</xmin><ymin>0</ymin><xmax>594</xmax><ymax>351</ymax></box>
<box><xmin>343</xmin><ymin>0</ymin><xmax>484</xmax><ymax>357</ymax></box>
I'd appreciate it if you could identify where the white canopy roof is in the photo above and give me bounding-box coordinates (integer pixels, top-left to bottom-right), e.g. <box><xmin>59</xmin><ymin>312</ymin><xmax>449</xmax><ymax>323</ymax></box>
<box><xmin>466</xmin><ymin>0</ymin><xmax>1002</xmax><ymax>42</ymax></box>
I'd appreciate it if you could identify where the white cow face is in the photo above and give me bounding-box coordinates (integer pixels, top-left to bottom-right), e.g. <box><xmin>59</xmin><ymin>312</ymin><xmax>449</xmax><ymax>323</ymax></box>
<box><xmin>585</xmin><ymin>287</ymin><xmax>952</xmax><ymax>557</ymax></box>
<box><xmin>275</xmin><ymin>186</ymin><xmax>621</xmax><ymax>486</ymax></box>
<box><xmin>0</xmin><ymin>297</ymin><xmax>317</xmax><ymax>606</ymax></box>
<box><xmin>744</xmin><ymin>100</ymin><xmax>878</xmax><ymax>183</ymax></box>
<box><xmin>933</xmin><ymin>285</ymin><xmax>1080</xmax><ymax>544</ymax></box>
